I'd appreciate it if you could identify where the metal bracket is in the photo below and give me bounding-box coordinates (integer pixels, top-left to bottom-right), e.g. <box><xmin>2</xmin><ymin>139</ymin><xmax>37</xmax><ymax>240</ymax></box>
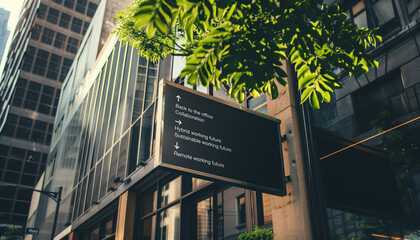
<box><xmin>281</xmin><ymin>134</ymin><xmax>287</xmax><ymax>142</ymax></box>
<box><xmin>284</xmin><ymin>175</ymin><xmax>291</xmax><ymax>183</ymax></box>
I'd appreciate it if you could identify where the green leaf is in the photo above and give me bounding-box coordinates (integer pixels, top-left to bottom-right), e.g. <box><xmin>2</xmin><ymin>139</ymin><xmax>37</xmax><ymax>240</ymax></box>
<box><xmin>187</xmin><ymin>71</ymin><xmax>198</xmax><ymax>85</ymax></box>
<box><xmin>185</xmin><ymin>16</ymin><xmax>195</xmax><ymax>41</ymax></box>
<box><xmin>276</xmin><ymin>77</ymin><xmax>288</xmax><ymax>87</ymax></box>
<box><xmin>250</xmin><ymin>89</ymin><xmax>260</xmax><ymax>98</ymax></box>
<box><xmin>298</xmin><ymin>73</ymin><xmax>316</xmax><ymax>90</ymax></box>
<box><xmin>300</xmin><ymin>87</ymin><xmax>313</xmax><ymax>104</ymax></box>
<box><xmin>310</xmin><ymin>91</ymin><xmax>320</xmax><ymax>109</ymax></box>
<box><xmin>154</xmin><ymin>11</ymin><xmax>169</xmax><ymax>33</ymax></box>
<box><xmin>236</xmin><ymin>90</ymin><xmax>245</xmax><ymax>103</ymax></box>
<box><xmin>297</xmin><ymin>65</ymin><xmax>310</xmax><ymax>79</ymax></box>
<box><xmin>133</xmin><ymin>13</ymin><xmax>154</xmax><ymax>29</ymax></box>
<box><xmin>271</xmin><ymin>83</ymin><xmax>279</xmax><ymax>99</ymax></box>
<box><xmin>198</xmin><ymin>67</ymin><xmax>209</xmax><ymax>86</ymax></box>
<box><xmin>318</xmin><ymin>79</ymin><xmax>333</xmax><ymax>92</ymax></box>
<box><xmin>146</xmin><ymin>22</ymin><xmax>157</xmax><ymax>38</ymax></box>
<box><xmin>224</xmin><ymin>2</ymin><xmax>237</xmax><ymax>20</ymax></box>
<box><xmin>180</xmin><ymin>64</ymin><xmax>198</xmax><ymax>77</ymax></box>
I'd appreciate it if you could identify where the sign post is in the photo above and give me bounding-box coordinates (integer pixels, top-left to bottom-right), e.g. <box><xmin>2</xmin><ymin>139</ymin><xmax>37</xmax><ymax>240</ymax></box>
<box><xmin>155</xmin><ymin>81</ymin><xmax>287</xmax><ymax>196</ymax></box>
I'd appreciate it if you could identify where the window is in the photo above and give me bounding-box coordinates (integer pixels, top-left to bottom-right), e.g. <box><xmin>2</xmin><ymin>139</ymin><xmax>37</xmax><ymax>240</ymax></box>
<box><xmin>82</xmin><ymin>21</ymin><xmax>89</xmax><ymax>35</ymax></box>
<box><xmin>404</xmin><ymin>0</ymin><xmax>420</xmax><ymax>21</ymax></box>
<box><xmin>32</xmin><ymin>49</ymin><xmax>50</xmax><ymax>76</ymax></box>
<box><xmin>46</xmin><ymin>7</ymin><xmax>59</xmax><ymax>24</ymax></box>
<box><xmin>70</xmin><ymin>17</ymin><xmax>82</xmax><ymax>33</ymax></box>
<box><xmin>12</xmin><ymin>78</ymin><xmax>27</xmax><ymax>107</ymax></box>
<box><xmin>138</xmin><ymin>177</ymin><xmax>181</xmax><ymax>240</ymax></box>
<box><xmin>345</xmin><ymin>0</ymin><xmax>400</xmax><ymax>37</ymax></box>
<box><xmin>23</xmin><ymin>81</ymin><xmax>42</xmax><ymax>111</ymax></box>
<box><xmin>66</xmin><ymin>37</ymin><xmax>79</xmax><ymax>53</ymax></box>
<box><xmin>10</xmin><ymin>147</ymin><xmax>25</xmax><ymax>160</ymax></box>
<box><xmin>32</xmin><ymin>120</ymin><xmax>47</xmax><ymax>143</ymax></box>
<box><xmin>22</xmin><ymin>46</ymin><xmax>36</xmax><ymax>72</ymax></box>
<box><xmin>160</xmin><ymin>176</ymin><xmax>182</xmax><ymax>207</ymax></box>
<box><xmin>87</xmin><ymin>2</ymin><xmax>97</xmax><ymax>17</ymax></box>
<box><xmin>52</xmin><ymin>0</ymin><xmax>63</xmax><ymax>4</ymax></box>
<box><xmin>41</xmin><ymin>27</ymin><xmax>55</xmax><ymax>45</ymax></box>
<box><xmin>261</xmin><ymin>193</ymin><xmax>273</xmax><ymax>225</ymax></box>
<box><xmin>54</xmin><ymin>32</ymin><xmax>66</xmax><ymax>49</ymax></box>
<box><xmin>46</xmin><ymin>54</ymin><xmax>62</xmax><ymax>80</ymax></box>
<box><xmin>237</xmin><ymin>194</ymin><xmax>246</xmax><ymax>225</ymax></box>
<box><xmin>13</xmin><ymin>202</ymin><xmax>30</xmax><ymax>215</ymax></box>
<box><xmin>353</xmin><ymin>71</ymin><xmax>407</xmax><ymax>132</ymax></box>
<box><xmin>64</xmin><ymin>0</ymin><xmax>75</xmax><ymax>9</ymax></box>
<box><xmin>59</xmin><ymin>13</ymin><xmax>71</xmax><ymax>28</ymax></box>
<box><xmin>20</xmin><ymin>174</ymin><xmax>36</xmax><ymax>186</ymax></box>
<box><xmin>2</xmin><ymin>114</ymin><xmax>18</xmax><ymax>137</ymax></box>
<box><xmin>16</xmin><ymin>117</ymin><xmax>33</xmax><ymax>140</ymax></box>
<box><xmin>37</xmin><ymin>4</ymin><xmax>48</xmax><ymax>19</ymax></box>
<box><xmin>30</xmin><ymin>24</ymin><xmax>42</xmax><ymax>40</ymax></box>
<box><xmin>247</xmin><ymin>94</ymin><xmax>268</xmax><ymax>114</ymax></box>
<box><xmin>75</xmin><ymin>0</ymin><xmax>87</xmax><ymax>14</ymax></box>
<box><xmin>60</xmin><ymin>58</ymin><xmax>73</xmax><ymax>82</ymax></box>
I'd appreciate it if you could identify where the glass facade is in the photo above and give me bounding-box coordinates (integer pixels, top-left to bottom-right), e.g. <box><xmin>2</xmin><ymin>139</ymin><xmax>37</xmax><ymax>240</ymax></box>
<box><xmin>0</xmin><ymin>0</ymin><xmax>100</xmax><ymax>231</ymax></box>
<box><xmin>311</xmin><ymin>0</ymin><xmax>420</xmax><ymax>238</ymax></box>
<box><xmin>33</xmin><ymin>28</ymin><xmax>277</xmax><ymax>238</ymax></box>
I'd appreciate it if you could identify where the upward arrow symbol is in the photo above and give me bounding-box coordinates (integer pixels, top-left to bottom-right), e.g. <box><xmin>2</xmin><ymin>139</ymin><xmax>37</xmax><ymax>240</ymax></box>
<box><xmin>176</xmin><ymin>95</ymin><xmax>181</xmax><ymax>102</ymax></box>
<box><xmin>174</xmin><ymin>142</ymin><xmax>180</xmax><ymax>149</ymax></box>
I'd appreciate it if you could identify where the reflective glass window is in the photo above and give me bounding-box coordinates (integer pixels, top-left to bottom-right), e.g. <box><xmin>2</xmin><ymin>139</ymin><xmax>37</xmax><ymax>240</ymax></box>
<box><xmin>37</xmin><ymin>4</ymin><xmax>48</xmax><ymax>19</ymax></box>
<box><xmin>46</xmin><ymin>7</ymin><xmax>59</xmax><ymax>24</ymax></box>
<box><xmin>41</xmin><ymin>27</ymin><xmax>54</xmax><ymax>45</ymax></box>
<box><xmin>70</xmin><ymin>17</ymin><xmax>82</xmax><ymax>33</ymax></box>
<box><xmin>33</xmin><ymin>49</ymin><xmax>49</xmax><ymax>76</ymax></box>
<box><xmin>64</xmin><ymin>0</ymin><xmax>75</xmax><ymax>9</ymax></box>
<box><xmin>157</xmin><ymin>204</ymin><xmax>181</xmax><ymax>240</ymax></box>
<box><xmin>160</xmin><ymin>176</ymin><xmax>182</xmax><ymax>207</ymax></box>
<box><xmin>76</xmin><ymin>0</ymin><xmax>87</xmax><ymax>14</ymax></box>
<box><xmin>66</xmin><ymin>37</ymin><xmax>79</xmax><ymax>53</ymax></box>
<box><xmin>31</xmin><ymin>24</ymin><xmax>42</xmax><ymax>40</ymax></box>
<box><xmin>87</xmin><ymin>2</ymin><xmax>97</xmax><ymax>17</ymax></box>
<box><xmin>59</xmin><ymin>13</ymin><xmax>71</xmax><ymax>28</ymax></box>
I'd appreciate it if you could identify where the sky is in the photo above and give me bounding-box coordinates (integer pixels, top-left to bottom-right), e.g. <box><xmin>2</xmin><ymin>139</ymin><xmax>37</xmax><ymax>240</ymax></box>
<box><xmin>0</xmin><ymin>0</ymin><xmax>25</xmax><ymax>74</ymax></box>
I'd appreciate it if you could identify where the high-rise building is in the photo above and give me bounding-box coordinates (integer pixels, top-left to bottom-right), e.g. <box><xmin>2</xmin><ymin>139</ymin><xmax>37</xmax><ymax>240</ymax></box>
<box><xmin>0</xmin><ymin>8</ymin><xmax>11</xmax><ymax>65</ymax></box>
<box><xmin>0</xmin><ymin>0</ymin><xmax>100</xmax><ymax>235</ymax></box>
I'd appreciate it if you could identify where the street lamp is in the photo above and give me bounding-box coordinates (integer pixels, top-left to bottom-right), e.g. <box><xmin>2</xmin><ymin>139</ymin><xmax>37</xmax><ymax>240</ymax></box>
<box><xmin>0</xmin><ymin>183</ymin><xmax>62</xmax><ymax>240</ymax></box>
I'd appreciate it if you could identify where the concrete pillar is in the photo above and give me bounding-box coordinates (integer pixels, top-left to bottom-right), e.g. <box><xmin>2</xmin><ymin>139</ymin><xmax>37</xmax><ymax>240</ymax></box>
<box><xmin>115</xmin><ymin>190</ymin><xmax>136</xmax><ymax>240</ymax></box>
<box><xmin>266</xmin><ymin>66</ymin><xmax>313</xmax><ymax>240</ymax></box>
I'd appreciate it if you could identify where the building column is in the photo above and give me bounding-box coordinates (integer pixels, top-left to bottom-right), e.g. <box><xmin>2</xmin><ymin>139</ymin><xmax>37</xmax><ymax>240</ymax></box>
<box><xmin>115</xmin><ymin>190</ymin><xmax>136</xmax><ymax>240</ymax></box>
<box><xmin>266</xmin><ymin>64</ymin><xmax>314</xmax><ymax>240</ymax></box>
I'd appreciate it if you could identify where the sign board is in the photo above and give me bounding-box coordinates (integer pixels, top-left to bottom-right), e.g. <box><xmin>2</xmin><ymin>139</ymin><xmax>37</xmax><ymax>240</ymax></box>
<box><xmin>25</xmin><ymin>228</ymin><xmax>39</xmax><ymax>235</ymax></box>
<box><xmin>155</xmin><ymin>81</ymin><xmax>286</xmax><ymax>195</ymax></box>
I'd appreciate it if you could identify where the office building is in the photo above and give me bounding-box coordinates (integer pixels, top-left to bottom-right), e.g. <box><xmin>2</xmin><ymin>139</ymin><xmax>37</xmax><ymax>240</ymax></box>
<box><xmin>0</xmin><ymin>8</ymin><xmax>11</xmax><ymax>65</ymax></box>
<box><xmin>0</xmin><ymin>0</ymin><xmax>99</xmax><ymax>236</ymax></box>
<box><xmin>28</xmin><ymin>0</ymin><xmax>420</xmax><ymax>239</ymax></box>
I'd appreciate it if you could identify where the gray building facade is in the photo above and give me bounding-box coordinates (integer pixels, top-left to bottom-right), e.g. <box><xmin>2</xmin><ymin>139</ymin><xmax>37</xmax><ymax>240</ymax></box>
<box><xmin>0</xmin><ymin>0</ymin><xmax>99</xmax><ymax>235</ymax></box>
<box><xmin>311</xmin><ymin>0</ymin><xmax>420</xmax><ymax>238</ymax></box>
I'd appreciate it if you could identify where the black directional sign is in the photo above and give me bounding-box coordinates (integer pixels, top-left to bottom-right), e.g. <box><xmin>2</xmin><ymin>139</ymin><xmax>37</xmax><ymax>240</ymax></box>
<box><xmin>155</xmin><ymin>81</ymin><xmax>286</xmax><ymax>195</ymax></box>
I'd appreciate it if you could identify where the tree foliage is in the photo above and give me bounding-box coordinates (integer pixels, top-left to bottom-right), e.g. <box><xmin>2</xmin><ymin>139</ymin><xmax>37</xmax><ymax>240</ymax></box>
<box><xmin>114</xmin><ymin>0</ymin><xmax>381</xmax><ymax>108</ymax></box>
